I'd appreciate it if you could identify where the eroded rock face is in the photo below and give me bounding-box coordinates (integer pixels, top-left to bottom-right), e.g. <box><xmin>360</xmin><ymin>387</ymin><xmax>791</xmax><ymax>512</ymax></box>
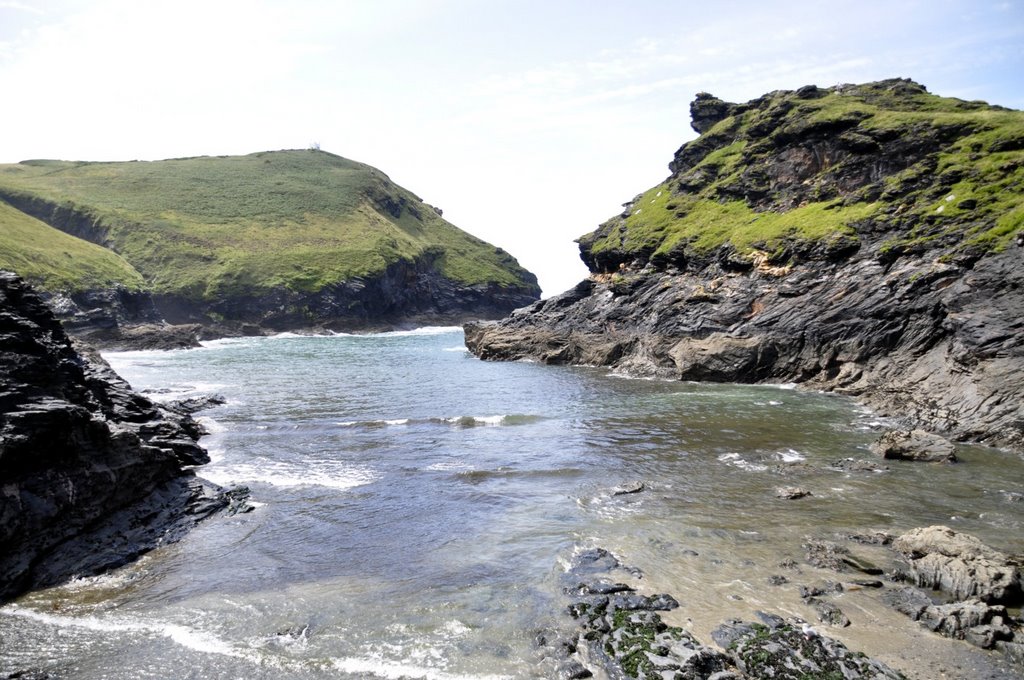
<box><xmin>465</xmin><ymin>81</ymin><xmax>1024</xmax><ymax>451</ymax></box>
<box><xmin>870</xmin><ymin>429</ymin><xmax>958</xmax><ymax>462</ymax></box>
<box><xmin>0</xmin><ymin>271</ymin><xmax>237</xmax><ymax>602</ymax></box>
<box><xmin>893</xmin><ymin>526</ymin><xmax>1022</xmax><ymax>605</ymax></box>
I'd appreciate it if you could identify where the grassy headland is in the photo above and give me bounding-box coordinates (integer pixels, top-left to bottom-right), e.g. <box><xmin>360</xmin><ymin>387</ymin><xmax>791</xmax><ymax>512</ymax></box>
<box><xmin>0</xmin><ymin>150</ymin><xmax>537</xmax><ymax>304</ymax></box>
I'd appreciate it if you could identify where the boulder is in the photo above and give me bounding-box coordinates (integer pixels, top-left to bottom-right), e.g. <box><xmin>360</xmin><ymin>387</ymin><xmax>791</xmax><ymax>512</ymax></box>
<box><xmin>893</xmin><ymin>526</ymin><xmax>1021</xmax><ymax>604</ymax></box>
<box><xmin>870</xmin><ymin>429</ymin><xmax>957</xmax><ymax>462</ymax></box>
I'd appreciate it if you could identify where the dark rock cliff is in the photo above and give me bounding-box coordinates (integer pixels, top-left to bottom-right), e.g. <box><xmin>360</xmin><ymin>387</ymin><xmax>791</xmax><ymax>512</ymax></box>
<box><xmin>466</xmin><ymin>79</ymin><xmax>1024</xmax><ymax>451</ymax></box>
<box><xmin>0</xmin><ymin>271</ymin><xmax>241</xmax><ymax>603</ymax></box>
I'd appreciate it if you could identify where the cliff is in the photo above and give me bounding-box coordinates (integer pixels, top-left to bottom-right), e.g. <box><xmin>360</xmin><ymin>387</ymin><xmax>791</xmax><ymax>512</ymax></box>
<box><xmin>0</xmin><ymin>150</ymin><xmax>540</xmax><ymax>342</ymax></box>
<box><xmin>465</xmin><ymin>79</ymin><xmax>1024</xmax><ymax>451</ymax></box>
<box><xmin>0</xmin><ymin>271</ymin><xmax>243</xmax><ymax>603</ymax></box>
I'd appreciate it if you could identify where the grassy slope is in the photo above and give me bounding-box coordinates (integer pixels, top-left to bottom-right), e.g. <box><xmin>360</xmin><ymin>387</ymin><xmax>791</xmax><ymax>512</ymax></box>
<box><xmin>0</xmin><ymin>200</ymin><xmax>145</xmax><ymax>293</ymax></box>
<box><xmin>0</xmin><ymin>150</ymin><xmax>535</xmax><ymax>301</ymax></box>
<box><xmin>583</xmin><ymin>84</ymin><xmax>1024</xmax><ymax>266</ymax></box>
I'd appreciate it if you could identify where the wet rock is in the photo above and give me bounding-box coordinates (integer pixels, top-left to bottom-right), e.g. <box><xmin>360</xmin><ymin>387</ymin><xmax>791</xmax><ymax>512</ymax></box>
<box><xmin>799</xmin><ymin>581</ymin><xmax>843</xmax><ymax>599</ymax></box>
<box><xmin>870</xmin><ymin>429</ymin><xmax>958</xmax><ymax>462</ymax></box>
<box><xmin>767</xmin><ymin>574</ymin><xmax>789</xmax><ymax>586</ymax></box>
<box><xmin>893</xmin><ymin>526</ymin><xmax>1022</xmax><ymax>604</ymax></box>
<box><xmin>847</xmin><ymin>579</ymin><xmax>884</xmax><ymax>589</ymax></box>
<box><xmin>775</xmin><ymin>486</ymin><xmax>811</xmax><ymax>499</ymax></box>
<box><xmin>804</xmin><ymin>540</ymin><xmax>850</xmax><ymax>571</ymax></box>
<box><xmin>830</xmin><ymin>457</ymin><xmax>890</xmax><ymax>472</ymax></box>
<box><xmin>164</xmin><ymin>394</ymin><xmax>228</xmax><ymax>415</ymax></box>
<box><xmin>806</xmin><ymin>597</ymin><xmax>851</xmax><ymax>627</ymax></box>
<box><xmin>0</xmin><ymin>271</ymin><xmax>239</xmax><ymax>603</ymax></box>
<box><xmin>571</xmin><ymin>548</ymin><xmax>621</xmax><ymax>575</ymax></box>
<box><xmin>885</xmin><ymin>587</ymin><xmax>1014</xmax><ymax>649</ymax></box>
<box><xmin>612</xmin><ymin>481</ymin><xmax>646</xmax><ymax>496</ymax></box>
<box><xmin>712</xmin><ymin>616</ymin><xmax>904</xmax><ymax>679</ymax></box>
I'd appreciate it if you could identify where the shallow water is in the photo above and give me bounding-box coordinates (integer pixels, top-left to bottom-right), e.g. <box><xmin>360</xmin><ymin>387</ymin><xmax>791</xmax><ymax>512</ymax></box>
<box><xmin>2</xmin><ymin>328</ymin><xmax>1023</xmax><ymax>678</ymax></box>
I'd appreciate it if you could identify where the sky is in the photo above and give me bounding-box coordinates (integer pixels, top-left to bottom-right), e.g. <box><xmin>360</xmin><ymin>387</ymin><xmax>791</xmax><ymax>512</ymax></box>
<box><xmin>1</xmin><ymin>1</ymin><xmax>1022</xmax><ymax>296</ymax></box>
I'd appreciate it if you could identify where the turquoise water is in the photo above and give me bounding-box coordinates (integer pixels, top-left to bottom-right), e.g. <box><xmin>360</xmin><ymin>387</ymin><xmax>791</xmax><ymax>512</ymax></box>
<box><xmin>2</xmin><ymin>328</ymin><xmax>1022</xmax><ymax>679</ymax></box>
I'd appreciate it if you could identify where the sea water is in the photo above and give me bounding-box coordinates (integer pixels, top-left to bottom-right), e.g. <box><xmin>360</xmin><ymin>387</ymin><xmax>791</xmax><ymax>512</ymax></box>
<box><xmin>2</xmin><ymin>328</ymin><xmax>1023</xmax><ymax>679</ymax></box>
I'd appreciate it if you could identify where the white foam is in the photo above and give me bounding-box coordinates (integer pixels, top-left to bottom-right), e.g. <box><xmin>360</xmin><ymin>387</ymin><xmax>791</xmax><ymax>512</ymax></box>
<box><xmin>443</xmin><ymin>346</ymin><xmax>469</xmax><ymax>353</ymax></box>
<box><xmin>441</xmin><ymin>415</ymin><xmax>508</xmax><ymax>427</ymax></box>
<box><xmin>1</xmin><ymin>606</ymin><xmax>248</xmax><ymax>659</ymax></box>
<box><xmin>776</xmin><ymin>449</ymin><xmax>806</xmax><ymax>463</ymax></box>
<box><xmin>329</xmin><ymin>656</ymin><xmax>509</xmax><ymax>680</ymax></box>
<box><xmin>716</xmin><ymin>452</ymin><xmax>768</xmax><ymax>472</ymax></box>
<box><xmin>200</xmin><ymin>460</ymin><xmax>377</xmax><ymax>490</ymax></box>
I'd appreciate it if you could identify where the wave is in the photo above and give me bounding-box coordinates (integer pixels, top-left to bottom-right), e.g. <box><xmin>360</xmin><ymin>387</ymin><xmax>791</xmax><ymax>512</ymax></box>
<box><xmin>775</xmin><ymin>448</ymin><xmax>806</xmax><ymax>463</ymax></box>
<box><xmin>200</xmin><ymin>460</ymin><xmax>377</xmax><ymax>490</ymax></box>
<box><xmin>1</xmin><ymin>606</ymin><xmax>247</xmax><ymax>659</ymax></box>
<box><xmin>717</xmin><ymin>452</ymin><xmax>768</xmax><ymax>472</ymax></box>
<box><xmin>2</xmin><ymin>607</ymin><xmax>508</xmax><ymax>679</ymax></box>
<box><xmin>335</xmin><ymin>415</ymin><xmax>542</xmax><ymax>430</ymax></box>
<box><xmin>329</xmin><ymin>656</ymin><xmax>509</xmax><ymax>680</ymax></box>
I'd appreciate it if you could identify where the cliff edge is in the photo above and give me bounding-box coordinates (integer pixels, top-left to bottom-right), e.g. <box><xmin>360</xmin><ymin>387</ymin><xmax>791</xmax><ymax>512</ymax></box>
<box><xmin>466</xmin><ymin>79</ymin><xmax>1024</xmax><ymax>451</ymax></box>
<box><xmin>0</xmin><ymin>271</ymin><xmax>243</xmax><ymax>603</ymax></box>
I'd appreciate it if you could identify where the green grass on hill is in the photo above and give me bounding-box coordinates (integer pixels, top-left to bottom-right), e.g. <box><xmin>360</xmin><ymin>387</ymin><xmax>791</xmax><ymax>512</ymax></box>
<box><xmin>0</xmin><ymin>200</ymin><xmax>145</xmax><ymax>293</ymax></box>
<box><xmin>0</xmin><ymin>150</ymin><xmax>536</xmax><ymax>301</ymax></box>
<box><xmin>583</xmin><ymin>81</ymin><xmax>1024</xmax><ymax>267</ymax></box>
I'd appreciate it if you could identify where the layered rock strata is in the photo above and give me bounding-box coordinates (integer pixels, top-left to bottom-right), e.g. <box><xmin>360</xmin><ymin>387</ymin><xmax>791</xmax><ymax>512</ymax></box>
<box><xmin>0</xmin><ymin>271</ymin><xmax>242</xmax><ymax>603</ymax></box>
<box><xmin>466</xmin><ymin>79</ymin><xmax>1024</xmax><ymax>451</ymax></box>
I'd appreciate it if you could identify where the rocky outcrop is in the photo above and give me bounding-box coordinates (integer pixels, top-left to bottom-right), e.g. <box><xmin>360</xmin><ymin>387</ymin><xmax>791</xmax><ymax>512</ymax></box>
<box><xmin>712</xmin><ymin>614</ymin><xmax>904</xmax><ymax>679</ymax></box>
<box><xmin>0</xmin><ymin>271</ymin><xmax>242</xmax><ymax>603</ymax></box>
<box><xmin>154</xmin><ymin>247</ymin><xmax>539</xmax><ymax>335</ymax></box>
<box><xmin>893</xmin><ymin>526</ymin><xmax>1021</xmax><ymax>604</ymax></box>
<box><xmin>543</xmin><ymin>546</ymin><xmax>905</xmax><ymax>679</ymax></box>
<box><xmin>465</xmin><ymin>79</ymin><xmax>1024</xmax><ymax>451</ymax></box>
<box><xmin>0</xmin><ymin>151</ymin><xmax>542</xmax><ymax>338</ymax></box>
<box><xmin>44</xmin><ymin>286</ymin><xmax>201</xmax><ymax>350</ymax></box>
<box><xmin>870</xmin><ymin>429</ymin><xmax>958</xmax><ymax>462</ymax></box>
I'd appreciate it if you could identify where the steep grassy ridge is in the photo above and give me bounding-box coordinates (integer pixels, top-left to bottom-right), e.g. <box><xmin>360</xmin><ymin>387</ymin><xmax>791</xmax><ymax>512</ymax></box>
<box><xmin>0</xmin><ymin>150</ymin><xmax>537</xmax><ymax>306</ymax></box>
<box><xmin>0</xmin><ymin>199</ymin><xmax>144</xmax><ymax>293</ymax></box>
<box><xmin>579</xmin><ymin>79</ymin><xmax>1024</xmax><ymax>272</ymax></box>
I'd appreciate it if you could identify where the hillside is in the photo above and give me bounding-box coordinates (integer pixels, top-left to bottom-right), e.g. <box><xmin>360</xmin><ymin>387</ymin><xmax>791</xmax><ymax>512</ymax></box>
<box><xmin>0</xmin><ymin>150</ymin><xmax>540</xmax><ymax>335</ymax></box>
<box><xmin>466</xmin><ymin>79</ymin><xmax>1024</xmax><ymax>451</ymax></box>
<box><xmin>0</xmin><ymin>199</ymin><xmax>145</xmax><ymax>293</ymax></box>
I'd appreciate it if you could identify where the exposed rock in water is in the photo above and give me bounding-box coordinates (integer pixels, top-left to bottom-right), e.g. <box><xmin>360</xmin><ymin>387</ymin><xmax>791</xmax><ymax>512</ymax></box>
<box><xmin>464</xmin><ymin>79</ymin><xmax>1024</xmax><ymax>452</ymax></box>
<box><xmin>892</xmin><ymin>526</ymin><xmax>1022</xmax><ymax>604</ymax></box>
<box><xmin>0</xmin><ymin>271</ymin><xmax>245</xmax><ymax>603</ymax></box>
<box><xmin>775</xmin><ymin>486</ymin><xmax>811</xmax><ymax>499</ymax></box>
<box><xmin>711</xmin><ymin>616</ymin><xmax>904</xmax><ymax>679</ymax></box>
<box><xmin>885</xmin><ymin>527</ymin><xmax>1024</xmax><ymax>661</ymax></box>
<box><xmin>870</xmin><ymin>429</ymin><xmax>958</xmax><ymax>462</ymax></box>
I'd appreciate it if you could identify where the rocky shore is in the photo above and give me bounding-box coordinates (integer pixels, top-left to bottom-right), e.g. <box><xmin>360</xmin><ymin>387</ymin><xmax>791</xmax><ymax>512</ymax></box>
<box><xmin>0</xmin><ymin>271</ymin><xmax>246</xmax><ymax>603</ymax></box>
<box><xmin>465</xmin><ymin>79</ymin><xmax>1024</xmax><ymax>452</ymax></box>
<box><xmin>543</xmin><ymin>526</ymin><xmax>1023</xmax><ymax>679</ymax></box>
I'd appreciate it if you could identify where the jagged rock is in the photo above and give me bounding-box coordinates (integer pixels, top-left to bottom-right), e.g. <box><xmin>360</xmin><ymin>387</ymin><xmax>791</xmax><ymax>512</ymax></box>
<box><xmin>0</xmin><ymin>271</ymin><xmax>241</xmax><ymax>603</ymax></box>
<box><xmin>885</xmin><ymin>587</ymin><xmax>1015</xmax><ymax>649</ymax></box>
<box><xmin>465</xmin><ymin>80</ymin><xmax>1024</xmax><ymax>453</ymax></box>
<box><xmin>806</xmin><ymin>597</ymin><xmax>851</xmax><ymax>627</ymax></box>
<box><xmin>711</xmin><ymin>616</ymin><xmax>905</xmax><ymax>678</ymax></box>
<box><xmin>612</xmin><ymin>481</ymin><xmax>646</xmax><ymax>496</ymax></box>
<box><xmin>893</xmin><ymin>526</ymin><xmax>1022</xmax><ymax>604</ymax></box>
<box><xmin>829</xmin><ymin>457</ymin><xmax>890</xmax><ymax>473</ymax></box>
<box><xmin>776</xmin><ymin>486</ymin><xmax>811</xmax><ymax>499</ymax></box>
<box><xmin>870</xmin><ymin>429</ymin><xmax>958</xmax><ymax>462</ymax></box>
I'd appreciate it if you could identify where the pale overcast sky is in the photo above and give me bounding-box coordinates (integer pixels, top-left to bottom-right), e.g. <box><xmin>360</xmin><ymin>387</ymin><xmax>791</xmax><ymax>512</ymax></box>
<box><xmin>1</xmin><ymin>1</ymin><xmax>1021</xmax><ymax>295</ymax></box>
